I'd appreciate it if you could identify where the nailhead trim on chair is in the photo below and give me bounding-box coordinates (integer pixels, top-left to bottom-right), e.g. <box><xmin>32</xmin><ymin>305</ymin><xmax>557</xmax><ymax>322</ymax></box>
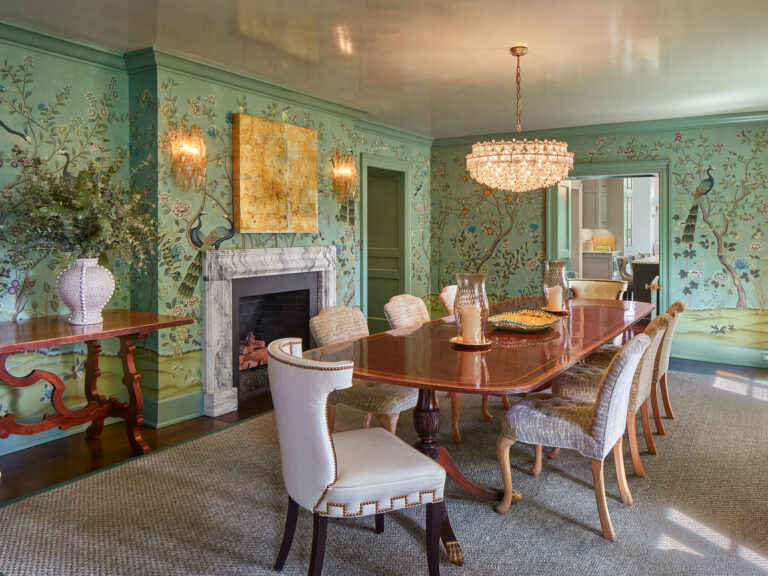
<box><xmin>314</xmin><ymin>489</ymin><xmax>443</xmax><ymax>517</ymax></box>
<box><xmin>267</xmin><ymin>351</ymin><xmax>354</xmax><ymax>372</ymax></box>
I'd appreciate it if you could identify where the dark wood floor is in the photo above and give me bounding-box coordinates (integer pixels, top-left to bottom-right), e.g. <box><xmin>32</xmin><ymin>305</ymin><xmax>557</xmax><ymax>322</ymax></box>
<box><xmin>1</xmin><ymin>358</ymin><xmax>765</xmax><ymax>505</ymax></box>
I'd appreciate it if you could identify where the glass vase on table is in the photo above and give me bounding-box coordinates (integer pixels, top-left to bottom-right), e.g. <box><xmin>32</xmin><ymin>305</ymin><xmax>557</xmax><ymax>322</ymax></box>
<box><xmin>543</xmin><ymin>260</ymin><xmax>569</xmax><ymax>313</ymax></box>
<box><xmin>453</xmin><ymin>273</ymin><xmax>490</xmax><ymax>346</ymax></box>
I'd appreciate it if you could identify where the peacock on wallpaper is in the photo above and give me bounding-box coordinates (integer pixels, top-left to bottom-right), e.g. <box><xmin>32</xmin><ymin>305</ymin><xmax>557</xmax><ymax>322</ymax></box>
<box><xmin>0</xmin><ymin>41</ymin><xmax>431</xmax><ymax>450</ymax></box>
<box><xmin>433</xmin><ymin>125</ymin><xmax>768</xmax><ymax>358</ymax></box>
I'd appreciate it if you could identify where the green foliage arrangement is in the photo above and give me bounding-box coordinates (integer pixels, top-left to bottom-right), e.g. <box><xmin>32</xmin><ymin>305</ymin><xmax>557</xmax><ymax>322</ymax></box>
<box><xmin>1</xmin><ymin>154</ymin><xmax>157</xmax><ymax>271</ymax></box>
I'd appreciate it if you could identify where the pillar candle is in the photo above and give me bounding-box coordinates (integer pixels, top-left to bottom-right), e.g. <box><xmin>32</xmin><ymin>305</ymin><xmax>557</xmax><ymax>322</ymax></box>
<box><xmin>547</xmin><ymin>285</ymin><xmax>563</xmax><ymax>311</ymax></box>
<box><xmin>461</xmin><ymin>304</ymin><xmax>483</xmax><ymax>344</ymax></box>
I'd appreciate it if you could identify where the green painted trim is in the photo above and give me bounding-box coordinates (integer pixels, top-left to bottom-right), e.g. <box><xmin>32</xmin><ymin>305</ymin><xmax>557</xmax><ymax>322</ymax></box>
<box><xmin>355</xmin><ymin>119</ymin><xmax>433</xmax><ymax>147</ymax></box>
<box><xmin>0</xmin><ymin>21</ymin><xmax>126</xmax><ymax>71</ymax></box>
<box><xmin>433</xmin><ymin>110</ymin><xmax>768</xmax><ymax>147</ymax></box>
<box><xmin>141</xmin><ymin>390</ymin><xmax>203</xmax><ymax>429</ymax></box>
<box><xmin>124</xmin><ymin>47</ymin><xmax>367</xmax><ymax>120</ymax></box>
<box><xmin>556</xmin><ymin>161</ymin><xmax>671</xmax><ymax>313</ymax></box>
<box><xmin>545</xmin><ymin>185</ymin><xmax>558</xmax><ymax>261</ymax></box>
<box><xmin>672</xmin><ymin>340</ymin><xmax>767</xmax><ymax>369</ymax></box>
<box><xmin>359</xmin><ymin>153</ymin><xmax>413</xmax><ymax>317</ymax></box>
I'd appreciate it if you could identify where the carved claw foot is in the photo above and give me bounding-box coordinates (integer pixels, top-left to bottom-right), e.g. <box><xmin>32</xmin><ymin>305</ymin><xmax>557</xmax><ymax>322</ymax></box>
<box><xmin>445</xmin><ymin>540</ymin><xmax>464</xmax><ymax>566</ymax></box>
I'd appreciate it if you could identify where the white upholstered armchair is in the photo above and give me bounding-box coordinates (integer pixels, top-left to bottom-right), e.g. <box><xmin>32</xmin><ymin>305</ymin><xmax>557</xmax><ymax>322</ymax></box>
<box><xmin>268</xmin><ymin>338</ymin><xmax>446</xmax><ymax>575</ymax></box>
<box><xmin>496</xmin><ymin>334</ymin><xmax>651</xmax><ymax>541</ymax></box>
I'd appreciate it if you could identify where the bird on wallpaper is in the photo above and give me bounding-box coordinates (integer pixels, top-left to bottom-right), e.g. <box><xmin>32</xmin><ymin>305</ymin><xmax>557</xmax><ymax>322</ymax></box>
<box><xmin>58</xmin><ymin>151</ymin><xmax>74</xmax><ymax>182</ymax></box>
<box><xmin>178</xmin><ymin>213</ymin><xmax>236</xmax><ymax>298</ymax></box>
<box><xmin>0</xmin><ymin>119</ymin><xmax>31</xmax><ymax>143</ymax></box>
<box><xmin>682</xmin><ymin>166</ymin><xmax>715</xmax><ymax>246</ymax></box>
<box><xmin>414</xmin><ymin>183</ymin><xmax>423</xmax><ymax>197</ymax></box>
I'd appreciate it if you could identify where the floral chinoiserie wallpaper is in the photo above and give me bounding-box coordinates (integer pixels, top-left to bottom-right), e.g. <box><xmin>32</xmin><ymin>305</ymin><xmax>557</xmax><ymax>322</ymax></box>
<box><xmin>432</xmin><ymin>123</ymin><xmax>768</xmax><ymax>357</ymax></box>
<box><xmin>0</xmin><ymin>39</ymin><xmax>431</xmax><ymax>452</ymax></box>
<box><xmin>1</xmin><ymin>24</ymin><xmax>767</xmax><ymax>455</ymax></box>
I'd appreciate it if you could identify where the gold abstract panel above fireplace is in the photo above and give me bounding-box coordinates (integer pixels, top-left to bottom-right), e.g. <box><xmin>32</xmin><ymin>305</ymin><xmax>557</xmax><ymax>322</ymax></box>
<box><xmin>233</xmin><ymin>113</ymin><xmax>318</xmax><ymax>233</ymax></box>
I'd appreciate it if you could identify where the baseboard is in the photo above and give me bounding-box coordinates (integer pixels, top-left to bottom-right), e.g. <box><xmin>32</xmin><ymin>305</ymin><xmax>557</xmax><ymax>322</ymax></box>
<box><xmin>142</xmin><ymin>390</ymin><xmax>203</xmax><ymax>429</ymax></box>
<box><xmin>671</xmin><ymin>341</ymin><xmax>766</xmax><ymax>369</ymax></box>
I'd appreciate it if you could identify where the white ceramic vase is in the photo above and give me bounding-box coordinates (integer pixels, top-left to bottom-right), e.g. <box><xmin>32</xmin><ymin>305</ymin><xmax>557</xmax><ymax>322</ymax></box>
<box><xmin>55</xmin><ymin>258</ymin><xmax>115</xmax><ymax>325</ymax></box>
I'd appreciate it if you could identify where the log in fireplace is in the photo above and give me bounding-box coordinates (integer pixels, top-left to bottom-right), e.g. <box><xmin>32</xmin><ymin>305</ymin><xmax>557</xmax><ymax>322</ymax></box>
<box><xmin>232</xmin><ymin>272</ymin><xmax>317</xmax><ymax>401</ymax></box>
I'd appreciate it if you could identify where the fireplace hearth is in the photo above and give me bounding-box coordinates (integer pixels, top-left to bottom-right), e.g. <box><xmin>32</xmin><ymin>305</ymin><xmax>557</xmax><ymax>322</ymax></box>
<box><xmin>202</xmin><ymin>246</ymin><xmax>336</xmax><ymax>417</ymax></box>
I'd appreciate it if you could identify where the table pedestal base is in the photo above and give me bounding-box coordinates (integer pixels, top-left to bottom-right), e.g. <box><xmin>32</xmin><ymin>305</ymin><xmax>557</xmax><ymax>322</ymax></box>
<box><xmin>413</xmin><ymin>388</ymin><xmax>504</xmax><ymax>566</ymax></box>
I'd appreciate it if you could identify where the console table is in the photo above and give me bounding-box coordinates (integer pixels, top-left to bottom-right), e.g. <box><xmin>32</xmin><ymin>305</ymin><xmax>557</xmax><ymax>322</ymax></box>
<box><xmin>0</xmin><ymin>310</ymin><xmax>193</xmax><ymax>462</ymax></box>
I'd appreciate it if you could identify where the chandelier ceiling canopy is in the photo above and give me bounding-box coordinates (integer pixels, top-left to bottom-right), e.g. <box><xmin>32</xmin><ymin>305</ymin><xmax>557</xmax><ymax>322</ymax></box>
<box><xmin>466</xmin><ymin>43</ymin><xmax>573</xmax><ymax>193</ymax></box>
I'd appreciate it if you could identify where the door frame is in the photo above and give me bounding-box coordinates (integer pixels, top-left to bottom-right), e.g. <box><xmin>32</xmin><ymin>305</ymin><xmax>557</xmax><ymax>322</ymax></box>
<box><xmin>360</xmin><ymin>153</ymin><xmax>412</xmax><ymax>318</ymax></box>
<box><xmin>546</xmin><ymin>160</ymin><xmax>670</xmax><ymax>313</ymax></box>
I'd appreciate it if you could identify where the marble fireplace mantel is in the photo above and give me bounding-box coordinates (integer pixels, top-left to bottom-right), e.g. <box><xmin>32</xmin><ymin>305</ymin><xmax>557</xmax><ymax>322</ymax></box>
<box><xmin>202</xmin><ymin>246</ymin><xmax>336</xmax><ymax>416</ymax></box>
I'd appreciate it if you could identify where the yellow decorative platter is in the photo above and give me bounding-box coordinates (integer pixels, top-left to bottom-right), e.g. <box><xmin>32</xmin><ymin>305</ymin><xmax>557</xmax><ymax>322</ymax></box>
<box><xmin>487</xmin><ymin>309</ymin><xmax>560</xmax><ymax>333</ymax></box>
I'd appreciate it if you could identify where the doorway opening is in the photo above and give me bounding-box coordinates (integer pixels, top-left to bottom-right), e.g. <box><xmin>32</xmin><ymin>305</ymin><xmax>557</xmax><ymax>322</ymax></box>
<box><xmin>549</xmin><ymin>169</ymin><xmax>665</xmax><ymax>312</ymax></box>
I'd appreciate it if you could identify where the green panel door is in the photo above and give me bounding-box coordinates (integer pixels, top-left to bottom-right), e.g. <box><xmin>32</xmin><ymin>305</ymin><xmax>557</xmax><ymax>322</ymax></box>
<box><xmin>546</xmin><ymin>182</ymin><xmax>572</xmax><ymax>271</ymax></box>
<box><xmin>366</xmin><ymin>168</ymin><xmax>405</xmax><ymax>333</ymax></box>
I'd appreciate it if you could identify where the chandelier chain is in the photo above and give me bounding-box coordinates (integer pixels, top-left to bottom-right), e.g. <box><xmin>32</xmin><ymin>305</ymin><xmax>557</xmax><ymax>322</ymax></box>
<box><xmin>516</xmin><ymin>55</ymin><xmax>522</xmax><ymax>139</ymax></box>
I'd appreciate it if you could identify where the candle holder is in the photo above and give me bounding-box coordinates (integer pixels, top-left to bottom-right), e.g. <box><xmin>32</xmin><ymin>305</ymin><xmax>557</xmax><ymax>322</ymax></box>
<box><xmin>453</xmin><ymin>273</ymin><xmax>490</xmax><ymax>346</ymax></box>
<box><xmin>543</xmin><ymin>260</ymin><xmax>569</xmax><ymax>313</ymax></box>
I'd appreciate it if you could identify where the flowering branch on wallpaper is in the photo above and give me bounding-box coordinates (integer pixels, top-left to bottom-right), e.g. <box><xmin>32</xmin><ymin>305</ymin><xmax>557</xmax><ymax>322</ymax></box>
<box><xmin>0</xmin><ymin>55</ymin><xmax>131</xmax><ymax>320</ymax></box>
<box><xmin>670</xmin><ymin>130</ymin><xmax>768</xmax><ymax>309</ymax></box>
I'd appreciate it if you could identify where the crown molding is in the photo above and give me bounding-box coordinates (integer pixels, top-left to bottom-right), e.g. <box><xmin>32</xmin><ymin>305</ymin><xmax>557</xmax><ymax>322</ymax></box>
<box><xmin>433</xmin><ymin>110</ymin><xmax>768</xmax><ymax>148</ymax></box>
<box><xmin>124</xmin><ymin>47</ymin><xmax>367</xmax><ymax>121</ymax></box>
<box><xmin>0</xmin><ymin>21</ymin><xmax>126</xmax><ymax>71</ymax></box>
<box><xmin>354</xmin><ymin>118</ymin><xmax>433</xmax><ymax>147</ymax></box>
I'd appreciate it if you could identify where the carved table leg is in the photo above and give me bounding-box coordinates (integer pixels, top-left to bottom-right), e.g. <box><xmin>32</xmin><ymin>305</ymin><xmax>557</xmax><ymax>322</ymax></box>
<box><xmin>84</xmin><ymin>340</ymin><xmax>106</xmax><ymax>439</ymax></box>
<box><xmin>117</xmin><ymin>334</ymin><xmax>149</xmax><ymax>455</ymax></box>
<box><xmin>412</xmin><ymin>389</ymin><xmax>462</xmax><ymax>565</ymax></box>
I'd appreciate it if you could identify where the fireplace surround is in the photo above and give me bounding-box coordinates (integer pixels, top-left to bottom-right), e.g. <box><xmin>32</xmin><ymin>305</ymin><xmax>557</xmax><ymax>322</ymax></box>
<box><xmin>202</xmin><ymin>246</ymin><xmax>336</xmax><ymax>416</ymax></box>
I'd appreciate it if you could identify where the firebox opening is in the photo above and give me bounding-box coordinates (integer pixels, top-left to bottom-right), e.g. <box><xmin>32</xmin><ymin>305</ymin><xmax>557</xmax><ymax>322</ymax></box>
<box><xmin>232</xmin><ymin>272</ymin><xmax>318</xmax><ymax>401</ymax></box>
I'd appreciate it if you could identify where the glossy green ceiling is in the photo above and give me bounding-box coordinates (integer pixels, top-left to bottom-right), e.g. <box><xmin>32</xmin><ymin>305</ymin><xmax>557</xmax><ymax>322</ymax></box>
<box><xmin>1</xmin><ymin>0</ymin><xmax>768</xmax><ymax>137</ymax></box>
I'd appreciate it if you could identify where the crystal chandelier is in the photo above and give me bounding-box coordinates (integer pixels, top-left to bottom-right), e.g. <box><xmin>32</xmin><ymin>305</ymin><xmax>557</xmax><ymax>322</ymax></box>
<box><xmin>466</xmin><ymin>43</ymin><xmax>573</xmax><ymax>192</ymax></box>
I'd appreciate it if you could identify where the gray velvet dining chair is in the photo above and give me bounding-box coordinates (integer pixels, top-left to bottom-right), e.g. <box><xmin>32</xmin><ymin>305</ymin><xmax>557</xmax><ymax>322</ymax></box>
<box><xmin>585</xmin><ymin>301</ymin><xmax>686</xmax><ymax>434</ymax></box>
<box><xmin>495</xmin><ymin>333</ymin><xmax>650</xmax><ymax>541</ymax></box>
<box><xmin>550</xmin><ymin>313</ymin><xmax>670</xmax><ymax>477</ymax></box>
<box><xmin>310</xmin><ymin>306</ymin><xmax>417</xmax><ymax>434</ymax></box>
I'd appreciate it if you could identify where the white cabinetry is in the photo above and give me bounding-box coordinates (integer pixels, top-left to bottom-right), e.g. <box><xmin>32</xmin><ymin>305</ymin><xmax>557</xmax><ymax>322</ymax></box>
<box><xmin>582</xmin><ymin>251</ymin><xmax>619</xmax><ymax>280</ymax></box>
<box><xmin>582</xmin><ymin>180</ymin><xmax>608</xmax><ymax>229</ymax></box>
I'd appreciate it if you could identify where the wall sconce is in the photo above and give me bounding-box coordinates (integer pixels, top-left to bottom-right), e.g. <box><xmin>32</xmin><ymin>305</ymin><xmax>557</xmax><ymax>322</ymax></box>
<box><xmin>168</xmin><ymin>124</ymin><xmax>207</xmax><ymax>191</ymax></box>
<box><xmin>331</xmin><ymin>151</ymin><xmax>357</xmax><ymax>203</ymax></box>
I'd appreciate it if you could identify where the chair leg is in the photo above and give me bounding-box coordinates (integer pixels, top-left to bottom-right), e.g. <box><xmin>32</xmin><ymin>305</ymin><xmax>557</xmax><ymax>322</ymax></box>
<box><xmin>481</xmin><ymin>396</ymin><xmax>493</xmax><ymax>421</ymax></box>
<box><xmin>660</xmin><ymin>372</ymin><xmax>675</xmax><ymax>419</ymax></box>
<box><xmin>547</xmin><ymin>447</ymin><xmax>561</xmax><ymax>459</ymax></box>
<box><xmin>530</xmin><ymin>444</ymin><xmax>543</xmax><ymax>477</ymax></box>
<box><xmin>374</xmin><ymin>412</ymin><xmax>400</xmax><ymax>434</ymax></box>
<box><xmin>650</xmin><ymin>380</ymin><xmax>666</xmax><ymax>435</ymax></box>
<box><xmin>309</xmin><ymin>514</ymin><xmax>328</xmax><ymax>576</ymax></box>
<box><xmin>495</xmin><ymin>434</ymin><xmax>523</xmax><ymax>514</ymax></box>
<box><xmin>362</xmin><ymin>412</ymin><xmax>372</xmax><ymax>429</ymax></box>
<box><xmin>591</xmin><ymin>459</ymin><xmax>617</xmax><ymax>541</ymax></box>
<box><xmin>640</xmin><ymin>400</ymin><xmax>658</xmax><ymax>455</ymax></box>
<box><xmin>449</xmin><ymin>393</ymin><xmax>462</xmax><ymax>443</ymax></box>
<box><xmin>425</xmin><ymin>502</ymin><xmax>441</xmax><ymax>576</ymax></box>
<box><xmin>612</xmin><ymin>436</ymin><xmax>633</xmax><ymax>506</ymax></box>
<box><xmin>626</xmin><ymin>412</ymin><xmax>646</xmax><ymax>477</ymax></box>
<box><xmin>274</xmin><ymin>497</ymin><xmax>299</xmax><ymax>571</ymax></box>
<box><xmin>375</xmin><ymin>513</ymin><xmax>384</xmax><ymax>534</ymax></box>
<box><xmin>326</xmin><ymin>405</ymin><xmax>336</xmax><ymax>433</ymax></box>
<box><xmin>501</xmin><ymin>395</ymin><xmax>511</xmax><ymax>410</ymax></box>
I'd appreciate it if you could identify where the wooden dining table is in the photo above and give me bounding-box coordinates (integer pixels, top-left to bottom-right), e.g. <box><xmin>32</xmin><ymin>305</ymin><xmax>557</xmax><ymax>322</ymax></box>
<box><xmin>305</xmin><ymin>297</ymin><xmax>654</xmax><ymax>565</ymax></box>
